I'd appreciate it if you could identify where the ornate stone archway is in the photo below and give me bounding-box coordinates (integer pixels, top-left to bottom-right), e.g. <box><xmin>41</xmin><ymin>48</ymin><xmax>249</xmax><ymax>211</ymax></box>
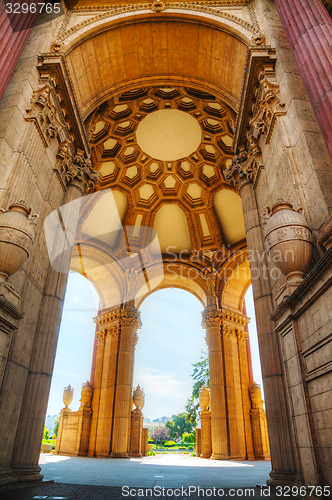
<box><xmin>0</xmin><ymin>0</ymin><xmax>331</xmax><ymax>491</ymax></box>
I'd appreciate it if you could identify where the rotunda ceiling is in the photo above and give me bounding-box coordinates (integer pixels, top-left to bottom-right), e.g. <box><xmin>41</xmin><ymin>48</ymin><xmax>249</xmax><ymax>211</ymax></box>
<box><xmin>83</xmin><ymin>86</ymin><xmax>245</xmax><ymax>263</ymax></box>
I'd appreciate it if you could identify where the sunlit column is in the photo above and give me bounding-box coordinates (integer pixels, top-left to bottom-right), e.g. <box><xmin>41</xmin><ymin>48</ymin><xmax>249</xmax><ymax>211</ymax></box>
<box><xmin>222</xmin><ymin>324</ymin><xmax>246</xmax><ymax>460</ymax></box>
<box><xmin>236</xmin><ymin>329</ymin><xmax>255</xmax><ymax>460</ymax></box>
<box><xmin>110</xmin><ymin>307</ymin><xmax>141</xmax><ymax>457</ymax></box>
<box><xmin>202</xmin><ymin>308</ymin><xmax>228</xmax><ymax>459</ymax></box>
<box><xmin>88</xmin><ymin>329</ymin><xmax>106</xmax><ymax>456</ymax></box>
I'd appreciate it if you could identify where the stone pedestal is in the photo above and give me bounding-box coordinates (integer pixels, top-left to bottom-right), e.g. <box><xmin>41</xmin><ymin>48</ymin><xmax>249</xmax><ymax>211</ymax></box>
<box><xmin>141</xmin><ymin>428</ymin><xmax>148</xmax><ymax>457</ymax></box>
<box><xmin>200</xmin><ymin>410</ymin><xmax>212</xmax><ymax>459</ymax></box>
<box><xmin>129</xmin><ymin>409</ymin><xmax>143</xmax><ymax>457</ymax></box>
<box><xmin>195</xmin><ymin>429</ymin><xmax>202</xmax><ymax>458</ymax></box>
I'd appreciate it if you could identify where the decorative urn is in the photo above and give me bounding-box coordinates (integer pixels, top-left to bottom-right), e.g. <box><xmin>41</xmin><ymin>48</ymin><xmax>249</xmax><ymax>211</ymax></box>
<box><xmin>0</xmin><ymin>201</ymin><xmax>37</xmax><ymax>281</ymax></box>
<box><xmin>80</xmin><ymin>381</ymin><xmax>93</xmax><ymax>408</ymax></box>
<box><xmin>63</xmin><ymin>385</ymin><xmax>73</xmax><ymax>409</ymax></box>
<box><xmin>133</xmin><ymin>385</ymin><xmax>144</xmax><ymax>411</ymax></box>
<box><xmin>263</xmin><ymin>200</ymin><xmax>313</xmax><ymax>282</ymax></box>
<box><xmin>199</xmin><ymin>386</ymin><xmax>210</xmax><ymax>411</ymax></box>
<box><xmin>249</xmin><ymin>383</ymin><xmax>264</xmax><ymax>410</ymax></box>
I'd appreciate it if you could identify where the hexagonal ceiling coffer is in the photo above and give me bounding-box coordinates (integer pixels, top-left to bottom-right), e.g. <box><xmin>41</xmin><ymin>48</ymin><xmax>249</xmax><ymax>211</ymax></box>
<box><xmin>139</xmin><ymin>184</ymin><xmax>155</xmax><ymax>201</ymax></box>
<box><xmin>187</xmin><ymin>183</ymin><xmax>202</xmax><ymax>200</ymax></box>
<box><xmin>201</xmin><ymin>144</ymin><xmax>217</xmax><ymax>162</ymax></box>
<box><xmin>122</xmin><ymin>165</ymin><xmax>141</xmax><ymax>186</ymax></box>
<box><xmin>103</xmin><ymin>138</ymin><xmax>121</xmax><ymax>157</ymax></box>
<box><xmin>218</xmin><ymin>134</ymin><xmax>233</xmax><ymax>152</ymax></box>
<box><xmin>114</xmin><ymin>120</ymin><xmax>136</xmax><ymax>137</ymax></box>
<box><xmin>164</xmin><ymin>176</ymin><xmax>176</xmax><ymax>189</ymax></box>
<box><xmin>178</xmin><ymin>161</ymin><xmax>193</xmax><ymax>178</ymax></box>
<box><xmin>202</xmin><ymin>118</ymin><xmax>223</xmax><ymax>134</ymax></box>
<box><xmin>109</xmin><ymin>104</ymin><xmax>132</xmax><ymax>121</ymax></box>
<box><xmin>122</xmin><ymin>146</ymin><xmax>139</xmax><ymax>163</ymax></box>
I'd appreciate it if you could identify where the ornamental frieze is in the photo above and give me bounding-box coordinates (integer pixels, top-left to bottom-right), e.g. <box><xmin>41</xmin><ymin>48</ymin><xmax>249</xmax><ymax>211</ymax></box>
<box><xmin>25</xmin><ymin>80</ymin><xmax>67</xmax><ymax>147</ymax></box>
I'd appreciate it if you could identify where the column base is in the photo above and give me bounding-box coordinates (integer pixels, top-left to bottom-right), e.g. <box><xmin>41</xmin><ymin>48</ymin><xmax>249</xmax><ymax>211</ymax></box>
<box><xmin>12</xmin><ymin>465</ymin><xmax>43</xmax><ymax>483</ymax></box>
<box><xmin>129</xmin><ymin>453</ymin><xmax>142</xmax><ymax>458</ymax></box>
<box><xmin>267</xmin><ymin>470</ymin><xmax>300</xmax><ymax>487</ymax></box>
<box><xmin>110</xmin><ymin>452</ymin><xmax>129</xmax><ymax>458</ymax></box>
<box><xmin>211</xmin><ymin>453</ymin><xmax>229</xmax><ymax>460</ymax></box>
<box><xmin>229</xmin><ymin>454</ymin><xmax>246</xmax><ymax>460</ymax></box>
<box><xmin>0</xmin><ymin>468</ymin><xmax>17</xmax><ymax>486</ymax></box>
<box><xmin>200</xmin><ymin>453</ymin><xmax>211</xmax><ymax>459</ymax></box>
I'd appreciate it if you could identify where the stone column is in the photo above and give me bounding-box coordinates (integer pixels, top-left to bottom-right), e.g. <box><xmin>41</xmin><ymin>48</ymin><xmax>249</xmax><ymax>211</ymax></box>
<box><xmin>237</xmin><ymin>330</ymin><xmax>255</xmax><ymax>460</ymax></box>
<box><xmin>274</xmin><ymin>0</ymin><xmax>332</xmax><ymax>159</ymax></box>
<box><xmin>94</xmin><ymin>326</ymin><xmax>120</xmax><ymax>457</ymax></box>
<box><xmin>88</xmin><ymin>330</ymin><xmax>106</xmax><ymax>457</ymax></box>
<box><xmin>0</xmin><ymin>2</ymin><xmax>38</xmax><ymax>99</ymax></box>
<box><xmin>202</xmin><ymin>308</ymin><xmax>228</xmax><ymax>459</ymax></box>
<box><xmin>10</xmin><ymin>152</ymin><xmax>99</xmax><ymax>481</ymax></box>
<box><xmin>110</xmin><ymin>307</ymin><xmax>141</xmax><ymax>457</ymax></box>
<box><xmin>224</xmin><ymin>154</ymin><xmax>298</xmax><ymax>484</ymax></box>
<box><xmin>250</xmin><ymin>383</ymin><xmax>270</xmax><ymax>460</ymax></box>
<box><xmin>222</xmin><ymin>324</ymin><xmax>246</xmax><ymax>460</ymax></box>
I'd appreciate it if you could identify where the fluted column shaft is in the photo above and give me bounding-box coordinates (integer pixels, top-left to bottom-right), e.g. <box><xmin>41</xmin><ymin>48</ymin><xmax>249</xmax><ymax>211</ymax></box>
<box><xmin>237</xmin><ymin>330</ymin><xmax>255</xmax><ymax>460</ymax></box>
<box><xmin>95</xmin><ymin>327</ymin><xmax>120</xmax><ymax>456</ymax></box>
<box><xmin>88</xmin><ymin>330</ymin><xmax>106</xmax><ymax>456</ymax></box>
<box><xmin>202</xmin><ymin>308</ymin><xmax>228</xmax><ymax>459</ymax></box>
<box><xmin>240</xmin><ymin>180</ymin><xmax>298</xmax><ymax>484</ymax></box>
<box><xmin>10</xmin><ymin>182</ymin><xmax>83</xmax><ymax>482</ymax></box>
<box><xmin>110</xmin><ymin>307</ymin><xmax>140</xmax><ymax>457</ymax></box>
<box><xmin>0</xmin><ymin>3</ymin><xmax>38</xmax><ymax>99</ymax></box>
<box><xmin>222</xmin><ymin>325</ymin><xmax>246</xmax><ymax>460</ymax></box>
<box><xmin>275</xmin><ymin>0</ymin><xmax>332</xmax><ymax>159</ymax></box>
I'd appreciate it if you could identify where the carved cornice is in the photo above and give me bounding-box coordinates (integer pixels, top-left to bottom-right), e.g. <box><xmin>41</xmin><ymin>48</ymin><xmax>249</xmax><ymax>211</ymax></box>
<box><xmin>52</xmin><ymin>1</ymin><xmax>261</xmax><ymax>48</ymax></box>
<box><xmin>36</xmin><ymin>54</ymin><xmax>90</xmax><ymax>153</ymax></box>
<box><xmin>233</xmin><ymin>47</ymin><xmax>278</xmax><ymax>151</ymax></box>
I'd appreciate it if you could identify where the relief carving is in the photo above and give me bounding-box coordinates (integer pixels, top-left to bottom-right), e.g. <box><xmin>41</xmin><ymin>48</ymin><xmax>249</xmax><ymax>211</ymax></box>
<box><xmin>223</xmin><ymin>135</ymin><xmax>263</xmax><ymax>192</ymax></box>
<box><xmin>249</xmin><ymin>74</ymin><xmax>286</xmax><ymax>144</ymax></box>
<box><xmin>25</xmin><ymin>80</ymin><xmax>67</xmax><ymax>147</ymax></box>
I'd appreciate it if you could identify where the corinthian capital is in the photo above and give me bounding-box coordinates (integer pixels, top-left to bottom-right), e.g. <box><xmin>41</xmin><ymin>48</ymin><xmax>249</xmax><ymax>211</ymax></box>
<box><xmin>202</xmin><ymin>308</ymin><xmax>222</xmax><ymax>329</ymax></box>
<box><xmin>120</xmin><ymin>308</ymin><xmax>141</xmax><ymax>329</ymax></box>
<box><xmin>223</xmin><ymin>135</ymin><xmax>263</xmax><ymax>192</ymax></box>
<box><xmin>55</xmin><ymin>145</ymin><xmax>100</xmax><ymax>193</ymax></box>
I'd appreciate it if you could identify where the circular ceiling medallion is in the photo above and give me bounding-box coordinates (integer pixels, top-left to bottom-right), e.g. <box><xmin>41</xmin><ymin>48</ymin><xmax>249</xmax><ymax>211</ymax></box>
<box><xmin>136</xmin><ymin>109</ymin><xmax>202</xmax><ymax>161</ymax></box>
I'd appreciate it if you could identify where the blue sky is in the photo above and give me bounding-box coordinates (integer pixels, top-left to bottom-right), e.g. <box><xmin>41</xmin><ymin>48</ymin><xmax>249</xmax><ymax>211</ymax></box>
<box><xmin>46</xmin><ymin>273</ymin><xmax>263</xmax><ymax>420</ymax></box>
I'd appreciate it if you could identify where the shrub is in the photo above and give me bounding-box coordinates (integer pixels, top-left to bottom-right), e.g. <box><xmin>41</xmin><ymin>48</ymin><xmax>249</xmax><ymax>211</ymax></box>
<box><xmin>147</xmin><ymin>451</ymin><xmax>156</xmax><ymax>456</ymax></box>
<box><xmin>163</xmin><ymin>440</ymin><xmax>177</xmax><ymax>447</ymax></box>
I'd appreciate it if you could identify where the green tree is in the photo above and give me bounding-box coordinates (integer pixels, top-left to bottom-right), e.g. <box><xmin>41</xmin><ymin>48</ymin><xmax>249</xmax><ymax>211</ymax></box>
<box><xmin>165</xmin><ymin>413</ymin><xmax>194</xmax><ymax>440</ymax></box>
<box><xmin>185</xmin><ymin>352</ymin><xmax>209</xmax><ymax>426</ymax></box>
<box><xmin>182</xmin><ymin>431</ymin><xmax>196</xmax><ymax>443</ymax></box>
<box><xmin>43</xmin><ymin>426</ymin><xmax>49</xmax><ymax>440</ymax></box>
<box><xmin>53</xmin><ymin>416</ymin><xmax>60</xmax><ymax>438</ymax></box>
